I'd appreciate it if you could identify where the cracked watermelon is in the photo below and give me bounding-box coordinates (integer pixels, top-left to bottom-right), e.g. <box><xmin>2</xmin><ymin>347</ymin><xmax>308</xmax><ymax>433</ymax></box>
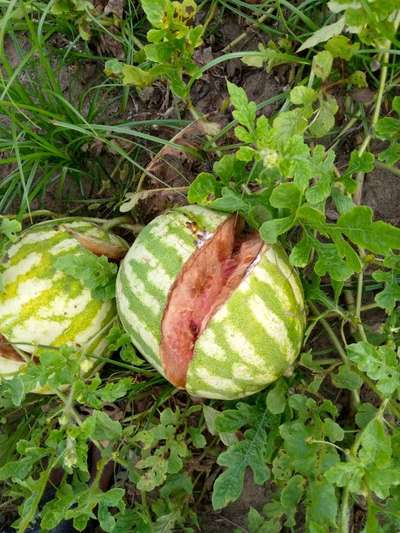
<box><xmin>0</xmin><ymin>218</ymin><xmax>124</xmax><ymax>376</ymax></box>
<box><xmin>116</xmin><ymin>205</ymin><xmax>306</xmax><ymax>400</ymax></box>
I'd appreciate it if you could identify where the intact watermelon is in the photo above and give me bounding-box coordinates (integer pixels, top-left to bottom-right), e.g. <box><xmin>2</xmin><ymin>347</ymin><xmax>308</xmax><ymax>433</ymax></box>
<box><xmin>116</xmin><ymin>206</ymin><xmax>306</xmax><ymax>400</ymax></box>
<box><xmin>0</xmin><ymin>218</ymin><xmax>125</xmax><ymax>376</ymax></box>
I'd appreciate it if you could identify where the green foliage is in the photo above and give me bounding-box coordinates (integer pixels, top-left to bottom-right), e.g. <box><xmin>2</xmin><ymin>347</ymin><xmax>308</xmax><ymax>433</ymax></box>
<box><xmin>0</xmin><ymin>340</ymin><xmax>183</xmax><ymax>531</ymax></box>
<box><xmin>186</xmin><ymin>72</ymin><xmax>400</xmax><ymax>529</ymax></box>
<box><xmin>376</xmin><ymin>96</ymin><xmax>400</xmax><ymax>164</ymax></box>
<box><xmin>55</xmin><ymin>250</ymin><xmax>118</xmax><ymax>301</ymax></box>
<box><xmin>0</xmin><ymin>218</ymin><xmax>21</xmax><ymax>243</ymax></box>
<box><xmin>211</xmin><ymin>393</ymin><xmax>344</xmax><ymax>530</ymax></box>
<box><xmin>299</xmin><ymin>0</ymin><xmax>399</xmax><ymax>50</ymax></box>
<box><xmin>125</xmin><ymin>405</ymin><xmax>206</xmax><ymax>530</ymax></box>
<box><xmin>51</xmin><ymin>0</ymin><xmax>97</xmax><ymax>40</ymax></box>
<box><xmin>326</xmin><ymin>415</ymin><xmax>400</xmax><ymax>500</ymax></box>
<box><xmin>0</xmin><ymin>345</ymin><xmax>131</xmax><ymax>531</ymax></box>
<box><xmin>328</xmin><ymin>0</ymin><xmax>400</xmax><ymax>45</ymax></box>
<box><xmin>105</xmin><ymin>326</ymin><xmax>144</xmax><ymax>366</ymax></box>
<box><xmin>347</xmin><ymin>341</ymin><xmax>400</xmax><ymax>397</ymax></box>
<box><xmin>11</xmin><ymin>0</ymin><xmax>123</xmax><ymax>41</ymax></box>
<box><xmin>372</xmin><ymin>254</ymin><xmax>400</xmax><ymax>313</ymax></box>
<box><xmin>132</xmin><ymin>406</ymin><xmax>198</xmax><ymax>491</ymax></box>
<box><xmin>105</xmin><ymin>0</ymin><xmax>203</xmax><ymax>98</ymax></box>
<box><xmin>212</xmin><ymin>400</ymin><xmax>271</xmax><ymax>510</ymax></box>
<box><xmin>190</xmin><ymin>82</ymin><xmax>400</xmax><ymax>286</ymax></box>
<box><xmin>242</xmin><ymin>41</ymin><xmax>310</xmax><ymax>71</ymax></box>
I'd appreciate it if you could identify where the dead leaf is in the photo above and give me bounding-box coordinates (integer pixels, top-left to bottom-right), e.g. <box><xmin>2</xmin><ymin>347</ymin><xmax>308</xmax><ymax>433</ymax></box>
<box><xmin>119</xmin><ymin>117</ymin><xmax>222</xmax><ymax>216</ymax></box>
<box><xmin>146</xmin><ymin>118</ymin><xmax>220</xmax><ymax>177</ymax></box>
<box><xmin>351</xmin><ymin>88</ymin><xmax>375</xmax><ymax>105</ymax></box>
<box><xmin>97</xmin><ymin>33</ymin><xmax>125</xmax><ymax>59</ymax></box>
<box><xmin>0</xmin><ymin>335</ymin><xmax>24</xmax><ymax>362</ymax></box>
<box><xmin>104</xmin><ymin>0</ymin><xmax>124</xmax><ymax>18</ymax></box>
<box><xmin>120</xmin><ymin>187</ymin><xmax>188</xmax><ymax>213</ymax></box>
<box><xmin>64</xmin><ymin>227</ymin><xmax>128</xmax><ymax>260</ymax></box>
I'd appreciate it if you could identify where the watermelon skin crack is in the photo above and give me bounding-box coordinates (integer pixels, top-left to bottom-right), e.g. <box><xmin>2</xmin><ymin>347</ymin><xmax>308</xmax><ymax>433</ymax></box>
<box><xmin>116</xmin><ymin>205</ymin><xmax>306</xmax><ymax>400</ymax></box>
<box><xmin>116</xmin><ymin>205</ymin><xmax>227</xmax><ymax>377</ymax></box>
<box><xmin>160</xmin><ymin>215</ymin><xmax>263</xmax><ymax>388</ymax></box>
<box><xmin>186</xmin><ymin>243</ymin><xmax>306</xmax><ymax>399</ymax></box>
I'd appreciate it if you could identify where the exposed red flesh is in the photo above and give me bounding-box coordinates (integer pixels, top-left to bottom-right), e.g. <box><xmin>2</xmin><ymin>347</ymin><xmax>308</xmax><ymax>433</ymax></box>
<box><xmin>160</xmin><ymin>216</ymin><xmax>263</xmax><ymax>388</ymax></box>
<box><xmin>0</xmin><ymin>334</ymin><xmax>24</xmax><ymax>362</ymax></box>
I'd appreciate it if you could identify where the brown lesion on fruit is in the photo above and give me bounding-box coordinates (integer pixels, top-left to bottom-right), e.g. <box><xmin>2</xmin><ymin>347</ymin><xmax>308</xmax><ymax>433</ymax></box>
<box><xmin>185</xmin><ymin>220</ymin><xmax>198</xmax><ymax>234</ymax></box>
<box><xmin>0</xmin><ymin>334</ymin><xmax>24</xmax><ymax>363</ymax></box>
<box><xmin>185</xmin><ymin>220</ymin><xmax>213</xmax><ymax>248</ymax></box>
<box><xmin>160</xmin><ymin>215</ymin><xmax>264</xmax><ymax>388</ymax></box>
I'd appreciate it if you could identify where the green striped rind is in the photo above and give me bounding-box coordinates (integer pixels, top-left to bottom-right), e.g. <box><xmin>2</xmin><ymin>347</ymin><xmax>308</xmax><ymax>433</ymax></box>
<box><xmin>116</xmin><ymin>207</ymin><xmax>228</xmax><ymax>375</ymax></box>
<box><xmin>116</xmin><ymin>206</ymin><xmax>306</xmax><ymax>400</ymax></box>
<box><xmin>186</xmin><ymin>244</ymin><xmax>305</xmax><ymax>399</ymax></box>
<box><xmin>0</xmin><ymin>219</ymin><xmax>119</xmax><ymax>376</ymax></box>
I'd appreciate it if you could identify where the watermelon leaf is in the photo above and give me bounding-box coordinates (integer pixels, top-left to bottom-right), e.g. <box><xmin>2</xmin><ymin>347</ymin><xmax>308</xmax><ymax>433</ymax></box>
<box><xmin>55</xmin><ymin>250</ymin><xmax>117</xmax><ymax>301</ymax></box>
<box><xmin>212</xmin><ymin>406</ymin><xmax>270</xmax><ymax>510</ymax></box>
<box><xmin>347</xmin><ymin>342</ymin><xmax>400</xmax><ymax>398</ymax></box>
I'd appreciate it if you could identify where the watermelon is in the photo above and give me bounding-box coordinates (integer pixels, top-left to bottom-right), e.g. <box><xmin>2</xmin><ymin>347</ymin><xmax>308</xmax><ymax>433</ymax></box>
<box><xmin>116</xmin><ymin>205</ymin><xmax>306</xmax><ymax>400</ymax></box>
<box><xmin>0</xmin><ymin>218</ymin><xmax>126</xmax><ymax>377</ymax></box>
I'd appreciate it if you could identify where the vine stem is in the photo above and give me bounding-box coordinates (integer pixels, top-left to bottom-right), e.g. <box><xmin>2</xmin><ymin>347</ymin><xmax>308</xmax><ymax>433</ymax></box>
<box><xmin>308</xmin><ymin>303</ymin><xmax>348</xmax><ymax>362</ymax></box>
<box><xmin>355</xmin><ymin>266</ymin><xmax>368</xmax><ymax>342</ymax></box>
<box><xmin>375</xmin><ymin>159</ymin><xmax>400</xmax><ymax>177</ymax></box>
<box><xmin>309</xmin><ymin>302</ymin><xmax>361</xmax><ymax>410</ymax></box>
<box><xmin>101</xmin><ymin>216</ymin><xmax>143</xmax><ymax>234</ymax></box>
<box><xmin>201</xmin><ymin>0</ymin><xmax>218</xmax><ymax>34</ymax></box>
<box><xmin>351</xmin><ymin>14</ymin><xmax>400</xmax><ymax>349</ymax></box>
<box><xmin>354</xmin><ymin>11</ymin><xmax>400</xmax><ymax>204</ymax></box>
<box><xmin>0</xmin><ymin>209</ymin><xmax>62</xmax><ymax>221</ymax></box>
<box><xmin>309</xmin><ymin>303</ymin><xmax>355</xmax><ymax>533</ymax></box>
<box><xmin>309</xmin><ymin>304</ymin><xmax>400</xmax><ymax>419</ymax></box>
<box><xmin>339</xmin><ymin>486</ymin><xmax>351</xmax><ymax>533</ymax></box>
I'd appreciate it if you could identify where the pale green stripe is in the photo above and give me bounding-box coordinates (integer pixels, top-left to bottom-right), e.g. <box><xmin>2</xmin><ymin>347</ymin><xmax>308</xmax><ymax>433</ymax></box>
<box><xmin>133</xmin><ymin>232</ymin><xmax>184</xmax><ymax>278</ymax></box>
<box><xmin>224</xmin><ymin>293</ymin><xmax>290</xmax><ymax>374</ymax></box>
<box><xmin>124</xmin><ymin>256</ymin><xmax>168</xmax><ymax>304</ymax></box>
<box><xmin>248</xmin><ymin>277</ymin><xmax>300</xmax><ymax>353</ymax></box>
<box><xmin>118</xmin><ymin>268</ymin><xmax>161</xmax><ymax>343</ymax></box>
<box><xmin>116</xmin><ymin>277</ymin><xmax>162</xmax><ymax>372</ymax></box>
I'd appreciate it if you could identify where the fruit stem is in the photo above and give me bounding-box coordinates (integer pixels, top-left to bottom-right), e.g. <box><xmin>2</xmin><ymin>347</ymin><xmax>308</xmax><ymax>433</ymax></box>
<box><xmin>101</xmin><ymin>216</ymin><xmax>143</xmax><ymax>234</ymax></box>
<box><xmin>0</xmin><ymin>209</ymin><xmax>62</xmax><ymax>221</ymax></box>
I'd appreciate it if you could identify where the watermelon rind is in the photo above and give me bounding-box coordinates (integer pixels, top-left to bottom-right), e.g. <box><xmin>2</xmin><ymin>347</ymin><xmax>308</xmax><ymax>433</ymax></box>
<box><xmin>186</xmin><ymin>244</ymin><xmax>305</xmax><ymax>399</ymax></box>
<box><xmin>116</xmin><ymin>206</ymin><xmax>227</xmax><ymax>375</ymax></box>
<box><xmin>0</xmin><ymin>218</ymin><xmax>122</xmax><ymax>377</ymax></box>
<box><xmin>116</xmin><ymin>206</ymin><xmax>306</xmax><ymax>400</ymax></box>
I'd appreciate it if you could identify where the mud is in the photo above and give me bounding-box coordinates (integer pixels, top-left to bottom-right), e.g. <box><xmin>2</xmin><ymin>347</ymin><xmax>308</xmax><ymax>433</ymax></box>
<box><xmin>199</xmin><ymin>471</ymin><xmax>269</xmax><ymax>532</ymax></box>
<box><xmin>362</xmin><ymin>165</ymin><xmax>400</xmax><ymax>226</ymax></box>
